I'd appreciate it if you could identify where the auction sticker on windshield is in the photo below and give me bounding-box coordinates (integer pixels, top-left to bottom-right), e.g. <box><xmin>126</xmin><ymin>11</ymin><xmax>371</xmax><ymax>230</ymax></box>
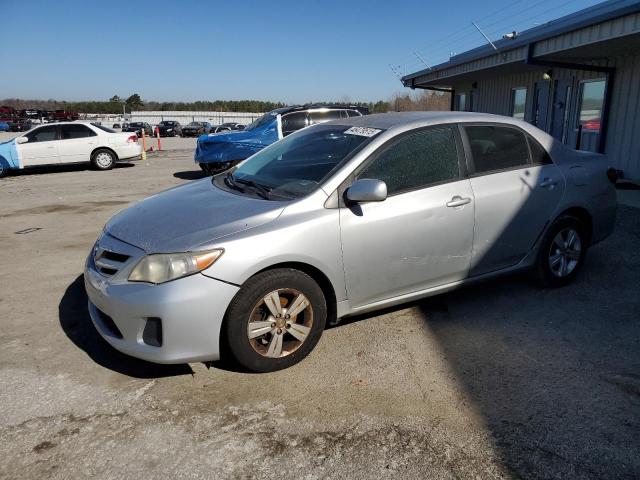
<box><xmin>344</xmin><ymin>126</ymin><xmax>381</xmax><ymax>137</ymax></box>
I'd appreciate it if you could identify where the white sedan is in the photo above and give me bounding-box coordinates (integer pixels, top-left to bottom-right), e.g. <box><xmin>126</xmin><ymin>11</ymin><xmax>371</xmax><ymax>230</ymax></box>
<box><xmin>0</xmin><ymin>122</ymin><xmax>142</xmax><ymax>177</ymax></box>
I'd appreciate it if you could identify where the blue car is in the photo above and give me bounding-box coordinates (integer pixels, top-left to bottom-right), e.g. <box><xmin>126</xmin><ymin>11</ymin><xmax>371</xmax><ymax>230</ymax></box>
<box><xmin>195</xmin><ymin>104</ymin><xmax>368</xmax><ymax>174</ymax></box>
<box><xmin>0</xmin><ymin>122</ymin><xmax>10</xmax><ymax>132</ymax></box>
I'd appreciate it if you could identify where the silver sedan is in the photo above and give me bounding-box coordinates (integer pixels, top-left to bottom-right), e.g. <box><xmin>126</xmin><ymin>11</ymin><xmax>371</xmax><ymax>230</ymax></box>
<box><xmin>84</xmin><ymin>112</ymin><xmax>617</xmax><ymax>372</ymax></box>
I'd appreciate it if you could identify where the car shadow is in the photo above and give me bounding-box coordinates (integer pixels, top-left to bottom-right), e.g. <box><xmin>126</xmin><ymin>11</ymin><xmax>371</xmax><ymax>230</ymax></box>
<box><xmin>59</xmin><ymin>275</ymin><xmax>193</xmax><ymax>378</ymax></box>
<box><xmin>331</xmin><ymin>207</ymin><xmax>640</xmax><ymax>478</ymax></box>
<box><xmin>173</xmin><ymin>170</ymin><xmax>207</xmax><ymax>181</ymax></box>
<box><xmin>8</xmin><ymin>162</ymin><xmax>134</xmax><ymax>177</ymax></box>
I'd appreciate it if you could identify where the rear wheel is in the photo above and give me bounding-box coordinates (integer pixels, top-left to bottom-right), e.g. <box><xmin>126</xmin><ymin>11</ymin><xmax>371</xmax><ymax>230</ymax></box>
<box><xmin>222</xmin><ymin>269</ymin><xmax>327</xmax><ymax>372</ymax></box>
<box><xmin>91</xmin><ymin>149</ymin><xmax>116</xmax><ymax>170</ymax></box>
<box><xmin>0</xmin><ymin>163</ymin><xmax>8</xmax><ymax>178</ymax></box>
<box><xmin>534</xmin><ymin>215</ymin><xmax>587</xmax><ymax>287</ymax></box>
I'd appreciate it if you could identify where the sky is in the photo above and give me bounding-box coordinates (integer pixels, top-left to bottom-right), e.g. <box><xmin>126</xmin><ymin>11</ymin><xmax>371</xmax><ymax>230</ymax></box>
<box><xmin>0</xmin><ymin>0</ymin><xmax>603</xmax><ymax>104</ymax></box>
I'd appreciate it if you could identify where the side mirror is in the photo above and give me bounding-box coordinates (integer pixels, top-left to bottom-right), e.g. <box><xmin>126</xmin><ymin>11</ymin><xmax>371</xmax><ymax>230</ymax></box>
<box><xmin>346</xmin><ymin>178</ymin><xmax>387</xmax><ymax>203</ymax></box>
<box><xmin>16</xmin><ymin>136</ymin><xmax>28</xmax><ymax>144</ymax></box>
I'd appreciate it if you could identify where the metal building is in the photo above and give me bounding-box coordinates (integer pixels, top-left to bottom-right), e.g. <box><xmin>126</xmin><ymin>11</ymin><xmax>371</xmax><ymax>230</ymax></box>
<box><xmin>402</xmin><ymin>0</ymin><xmax>640</xmax><ymax>180</ymax></box>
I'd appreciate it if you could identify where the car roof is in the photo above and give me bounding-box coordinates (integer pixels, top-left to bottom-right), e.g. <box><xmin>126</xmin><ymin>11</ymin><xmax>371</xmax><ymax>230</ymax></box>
<box><xmin>326</xmin><ymin>111</ymin><xmax>534</xmax><ymax>130</ymax></box>
<box><xmin>271</xmin><ymin>104</ymin><xmax>369</xmax><ymax>115</ymax></box>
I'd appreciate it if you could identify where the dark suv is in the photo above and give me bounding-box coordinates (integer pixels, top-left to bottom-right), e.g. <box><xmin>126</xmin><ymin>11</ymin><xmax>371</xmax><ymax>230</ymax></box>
<box><xmin>195</xmin><ymin>104</ymin><xmax>369</xmax><ymax>174</ymax></box>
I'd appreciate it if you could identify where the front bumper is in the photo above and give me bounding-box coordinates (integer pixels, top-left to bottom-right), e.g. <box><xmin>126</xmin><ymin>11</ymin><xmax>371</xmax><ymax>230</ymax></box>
<box><xmin>84</xmin><ymin>255</ymin><xmax>239</xmax><ymax>364</ymax></box>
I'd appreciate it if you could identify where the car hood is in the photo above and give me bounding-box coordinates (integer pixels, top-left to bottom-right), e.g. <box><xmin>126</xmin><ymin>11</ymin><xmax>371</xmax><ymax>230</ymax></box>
<box><xmin>105</xmin><ymin>178</ymin><xmax>287</xmax><ymax>253</ymax></box>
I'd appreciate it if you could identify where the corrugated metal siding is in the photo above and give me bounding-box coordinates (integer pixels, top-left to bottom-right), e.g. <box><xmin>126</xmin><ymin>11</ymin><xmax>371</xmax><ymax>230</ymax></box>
<box><xmin>606</xmin><ymin>53</ymin><xmax>640</xmax><ymax>178</ymax></box>
<box><xmin>534</xmin><ymin>12</ymin><xmax>640</xmax><ymax>56</ymax></box>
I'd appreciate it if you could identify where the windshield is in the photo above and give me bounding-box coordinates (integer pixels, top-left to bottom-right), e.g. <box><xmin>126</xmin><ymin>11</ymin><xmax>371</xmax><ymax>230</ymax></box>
<box><xmin>228</xmin><ymin>124</ymin><xmax>382</xmax><ymax>199</ymax></box>
<box><xmin>92</xmin><ymin>123</ymin><xmax>115</xmax><ymax>133</ymax></box>
<box><xmin>244</xmin><ymin>113</ymin><xmax>275</xmax><ymax>131</ymax></box>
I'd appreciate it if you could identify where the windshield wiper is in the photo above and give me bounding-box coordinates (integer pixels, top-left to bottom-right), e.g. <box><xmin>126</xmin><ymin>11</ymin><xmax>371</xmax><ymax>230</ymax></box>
<box><xmin>234</xmin><ymin>177</ymin><xmax>272</xmax><ymax>200</ymax></box>
<box><xmin>224</xmin><ymin>171</ymin><xmax>245</xmax><ymax>193</ymax></box>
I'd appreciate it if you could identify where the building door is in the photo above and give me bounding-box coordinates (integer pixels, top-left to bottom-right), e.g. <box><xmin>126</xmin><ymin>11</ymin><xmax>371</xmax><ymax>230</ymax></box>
<box><xmin>531</xmin><ymin>81</ymin><xmax>551</xmax><ymax>132</ymax></box>
<box><xmin>550</xmin><ymin>78</ymin><xmax>573</xmax><ymax>142</ymax></box>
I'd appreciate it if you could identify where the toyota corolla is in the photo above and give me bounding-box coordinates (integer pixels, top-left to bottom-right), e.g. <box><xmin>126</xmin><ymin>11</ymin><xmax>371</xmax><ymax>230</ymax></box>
<box><xmin>84</xmin><ymin>112</ymin><xmax>616</xmax><ymax>372</ymax></box>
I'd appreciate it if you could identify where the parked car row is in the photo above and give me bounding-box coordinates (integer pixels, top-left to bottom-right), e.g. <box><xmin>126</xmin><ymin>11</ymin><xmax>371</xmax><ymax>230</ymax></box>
<box><xmin>113</xmin><ymin>120</ymin><xmax>247</xmax><ymax>137</ymax></box>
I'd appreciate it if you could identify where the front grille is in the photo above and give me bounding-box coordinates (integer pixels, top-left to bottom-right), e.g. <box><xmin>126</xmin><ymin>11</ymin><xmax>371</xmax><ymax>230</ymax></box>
<box><xmin>94</xmin><ymin>247</ymin><xmax>131</xmax><ymax>277</ymax></box>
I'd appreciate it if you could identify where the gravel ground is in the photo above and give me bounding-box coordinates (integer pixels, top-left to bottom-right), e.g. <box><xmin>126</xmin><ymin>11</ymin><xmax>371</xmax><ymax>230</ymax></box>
<box><xmin>0</xmin><ymin>152</ymin><xmax>639</xmax><ymax>479</ymax></box>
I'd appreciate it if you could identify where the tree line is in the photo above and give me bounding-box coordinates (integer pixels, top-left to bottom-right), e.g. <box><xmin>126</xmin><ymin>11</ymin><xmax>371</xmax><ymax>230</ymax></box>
<box><xmin>1</xmin><ymin>91</ymin><xmax>449</xmax><ymax>114</ymax></box>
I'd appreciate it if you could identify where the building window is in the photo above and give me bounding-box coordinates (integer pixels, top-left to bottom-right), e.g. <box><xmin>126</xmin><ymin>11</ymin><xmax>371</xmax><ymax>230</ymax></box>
<box><xmin>510</xmin><ymin>88</ymin><xmax>527</xmax><ymax>120</ymax></box>
<box><xmin>576</xmin><ymin>79</ymin><xmax>606</xmax><ymax>151</ymax></box>
<box><xmin>455</xmin><ymin>93</ymin><xmax>467</xmax><ymax>111</ymax></box>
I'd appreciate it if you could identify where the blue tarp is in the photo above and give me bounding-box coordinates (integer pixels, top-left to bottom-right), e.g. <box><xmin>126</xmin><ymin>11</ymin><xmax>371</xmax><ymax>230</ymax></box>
<box><xmin>0</xmin><ymin>139</ymin><xmax>20</xmax><ymax>171</ymax></box>
<box><xmin>194</xmin><ymin>114</ymin><xmax>279</xmax><ymax>165</ymax></box>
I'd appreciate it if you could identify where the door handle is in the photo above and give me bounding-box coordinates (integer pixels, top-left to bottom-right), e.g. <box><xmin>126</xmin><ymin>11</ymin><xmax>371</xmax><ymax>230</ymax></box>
<box><xmin>446</xmin><ymin>196</ymin><xmax>472</xmax><ymax>208</ymax></box>
<box><xmin>539</xmin><ymin>177</ymin><xmax>557</xmax><ymax>188</ymax></box>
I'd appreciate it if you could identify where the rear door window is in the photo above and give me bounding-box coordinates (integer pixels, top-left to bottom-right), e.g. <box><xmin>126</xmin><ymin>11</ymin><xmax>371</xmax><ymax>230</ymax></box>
<box><xmin>527</xmin><ymin>135</ymin><xmax>552</xmax><ymax>165</ymax></box>
<box><xmin>359</xmin><ymin>126</ymin><xmax>460</xmax><ymax>195</ymax></box>
<box><xmin>61</xmin><ymin>124</ymin><xmax>97</xmax><ymax>139</ymax></box>
<box><xmin>464</xmin><ymin>125</ymin><xmax>530</xmax><ymax>174</ymax></box>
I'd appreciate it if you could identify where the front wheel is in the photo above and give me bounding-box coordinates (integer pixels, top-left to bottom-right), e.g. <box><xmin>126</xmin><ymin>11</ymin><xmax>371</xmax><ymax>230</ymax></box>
<box><xmin>534</xmin><ymin>215</ymin><xmax>588</xmax><ymax>287</ymax></box>
<box><xmin>91</xmin><ymin>149</ymin><xmax>116</xmax><ymax>170</ymax></box>
<box><xmin>222</xmin><ymin>269</ymin><xmax>327</xmax><ymax>372</ymax></box>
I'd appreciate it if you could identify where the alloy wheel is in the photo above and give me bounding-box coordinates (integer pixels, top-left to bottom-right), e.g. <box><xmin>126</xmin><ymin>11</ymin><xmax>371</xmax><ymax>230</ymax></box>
<box><xmin>246</xmin><ymin>288</ymin><xmax>313</xmax><ymax>358</ymax></box>
<box><xmin>548</xmin><ymin>227</ymin><xmax>582</xmax><ymax>277</ymax></box>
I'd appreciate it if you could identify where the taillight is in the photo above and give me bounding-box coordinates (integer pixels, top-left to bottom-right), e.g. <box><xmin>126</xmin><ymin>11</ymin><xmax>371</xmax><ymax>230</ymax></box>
<box><xmin>606</xmin><ymin>167</ymin><xmax>620</xmax><ymax>184</ymax></box>
<box><xmin>127</xmin><ymin>135</ymin><xmax>138</xmax><ymax>143</ymax></box>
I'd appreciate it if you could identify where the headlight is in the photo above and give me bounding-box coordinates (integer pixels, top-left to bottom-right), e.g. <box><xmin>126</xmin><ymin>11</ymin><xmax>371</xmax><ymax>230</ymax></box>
<box><xmin>167</xmin><ymin>128</ymin><xmax>173</xmax><ymax>132</ymax></box>
<box><xmin>128</xmin><ymin>249</ymin><xmax>223</xmax><ymax>284</ymax></box>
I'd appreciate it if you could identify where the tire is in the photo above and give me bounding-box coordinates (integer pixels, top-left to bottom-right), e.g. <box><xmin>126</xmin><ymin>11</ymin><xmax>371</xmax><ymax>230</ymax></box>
<box><xmin>0</xmin><ymin>163</ymin><xmax>8</xmax><ymax>178</ymax></box>
<box><xmin>534</xmin><ymin>215</ymin><xmax>588</xmax><ymax>288</ymax></box>
<box><xmin>222</xmin><ymin>268</ymin><xmax>327</xmax><ymax>372</ymax></box>
<box><xmin>91</xmin><ymin>149</ymin><xmax>116</xmax><ymax>171</ymax></box>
